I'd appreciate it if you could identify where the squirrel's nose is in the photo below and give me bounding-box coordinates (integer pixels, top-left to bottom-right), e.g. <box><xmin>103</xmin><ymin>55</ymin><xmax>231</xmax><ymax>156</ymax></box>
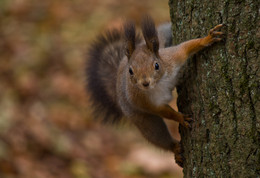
<box><xmin>142</xmin><ymin>81</ymin><xmax>150</xmax><ymax>87</ymax></box>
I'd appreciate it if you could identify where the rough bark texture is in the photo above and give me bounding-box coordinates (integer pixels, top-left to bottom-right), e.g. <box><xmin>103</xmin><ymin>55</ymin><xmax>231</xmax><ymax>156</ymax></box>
<box><xmin>169</xmin><ymin>0</ymin><xmax>259</xmax><ymax>177</ymax></box>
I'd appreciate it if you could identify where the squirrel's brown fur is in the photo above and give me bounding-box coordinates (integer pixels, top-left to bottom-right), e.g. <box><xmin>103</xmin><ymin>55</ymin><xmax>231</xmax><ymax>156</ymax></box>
<box><xmin>86</xmin><ymin>16</ymin><xmax>223</xmax><ymax>167</ymax></box>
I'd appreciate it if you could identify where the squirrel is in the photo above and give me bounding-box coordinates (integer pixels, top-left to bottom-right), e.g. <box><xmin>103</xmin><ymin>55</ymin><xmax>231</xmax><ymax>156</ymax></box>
<box><xmin>86</xmin><ymin>15</ymin><xmax>223</xmax><ymax>167</ymax></box>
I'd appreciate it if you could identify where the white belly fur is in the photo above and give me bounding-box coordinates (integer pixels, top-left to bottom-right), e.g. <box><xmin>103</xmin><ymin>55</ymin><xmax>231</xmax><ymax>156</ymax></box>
<box><xmin>149</xmin><ymin>66</ymin><xmax>181</xmax><ymax>106</ymax></box>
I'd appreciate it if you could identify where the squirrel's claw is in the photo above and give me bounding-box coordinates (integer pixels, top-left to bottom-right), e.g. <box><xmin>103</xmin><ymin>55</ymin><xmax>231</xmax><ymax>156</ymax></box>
<box><xmin>211</xmin><ymin>31</ymin><xmax>224</xmax><ymax>36</ymax></box>
<box><xmin>183</xmin><ymin>114</ymin><xmax>193</xmax><ymax>121</ymax></box>
<box><xmin>209</xmin><ymin>24</ymin><xmax>223</xmax><ymax>35</ymax></box>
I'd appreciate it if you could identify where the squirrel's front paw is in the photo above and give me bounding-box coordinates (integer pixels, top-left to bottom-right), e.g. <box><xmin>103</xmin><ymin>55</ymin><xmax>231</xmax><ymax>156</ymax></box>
<box><xmin>173</xmin><ymin>143</ymin><xmax>184</xmax><ymax>167</ymax></box>
<box><xmin>180</xmin><ymin>114</ymin><xmax>193</xmax><ymax>129</ymax></box>
<box><xmin>206</xmin><ymin>24</ymin><xmax>224</xmax><ymax>46</ymax></box>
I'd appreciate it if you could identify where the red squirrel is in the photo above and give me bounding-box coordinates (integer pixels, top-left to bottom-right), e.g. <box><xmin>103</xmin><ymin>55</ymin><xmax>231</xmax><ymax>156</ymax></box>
<box><xmin>86</xmin><ymin>16</ymin><xmax>223</xmax><ymax>167</ymax></box>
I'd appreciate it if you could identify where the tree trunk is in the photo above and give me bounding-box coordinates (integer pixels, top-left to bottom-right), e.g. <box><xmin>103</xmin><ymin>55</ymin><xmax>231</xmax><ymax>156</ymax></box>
<box><xmin>169</xmin><ymin>0</ymin><xmax>259</xmax><ymax>177</ymax></box>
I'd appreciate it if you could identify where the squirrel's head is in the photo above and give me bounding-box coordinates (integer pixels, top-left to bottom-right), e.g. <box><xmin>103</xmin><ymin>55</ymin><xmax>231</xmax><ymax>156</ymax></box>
<box><xmin>124</xmin><ymin>16</ymin><xmax>164</xmax><ymax>90</ymax></box>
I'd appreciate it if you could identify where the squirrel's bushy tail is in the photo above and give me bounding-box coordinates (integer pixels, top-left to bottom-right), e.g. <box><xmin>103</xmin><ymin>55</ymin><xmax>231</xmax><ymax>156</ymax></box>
<box><xmin>86</xmin><ymin>29</ymin><xmax>125</xmax><ymax>123</ymax></box>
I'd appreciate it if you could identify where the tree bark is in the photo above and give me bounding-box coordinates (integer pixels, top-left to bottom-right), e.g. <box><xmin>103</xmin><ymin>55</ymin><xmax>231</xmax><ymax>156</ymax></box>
<box><xmin>169</xmin><ymin>0</ymin><xmax>259</xmax><ymax>177</ymax></box>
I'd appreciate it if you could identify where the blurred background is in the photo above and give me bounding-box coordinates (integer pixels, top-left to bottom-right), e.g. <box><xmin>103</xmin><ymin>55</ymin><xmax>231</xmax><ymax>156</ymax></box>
<box><xmin>0</xmin><ymin>0</ymin><xmax>183</xmax><ymax>177</ymax></box>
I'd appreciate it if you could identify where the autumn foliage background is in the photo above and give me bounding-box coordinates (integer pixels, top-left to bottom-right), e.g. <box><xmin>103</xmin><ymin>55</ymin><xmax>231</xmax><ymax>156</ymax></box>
<box><xmin>0</xmin><ymin>0</ymin><xmax>182</xmax><ymax>177</ymax></box>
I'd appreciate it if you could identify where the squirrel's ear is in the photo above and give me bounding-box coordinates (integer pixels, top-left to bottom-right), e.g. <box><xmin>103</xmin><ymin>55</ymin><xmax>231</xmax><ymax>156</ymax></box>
<box><xmin>141</xmin><ymin>15</ymin><xmax>159</xmax><ymax>57</ymax></box>
<box><xmin>124</xmin><ymin>21</ymin><xmax>136</xmax><ymax>59</ymax></box>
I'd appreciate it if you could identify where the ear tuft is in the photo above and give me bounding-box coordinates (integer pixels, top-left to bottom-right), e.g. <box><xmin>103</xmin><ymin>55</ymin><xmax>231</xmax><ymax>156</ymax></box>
<box><xmin>124</xmin><ymin>21</ymin><xmax>136</xmax><ymax>59</ymax></box>
<box><xmin>141</xmin><ymin>15</ymin><xmax>159</xmax><ymax>56</ymax></box>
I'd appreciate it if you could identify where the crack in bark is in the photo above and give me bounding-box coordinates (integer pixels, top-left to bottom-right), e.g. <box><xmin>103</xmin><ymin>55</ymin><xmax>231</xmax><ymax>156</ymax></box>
<box><xmin>244</xmin><ymin>47</ymin><xmax>257</xmax><ymax>146</ymax></box>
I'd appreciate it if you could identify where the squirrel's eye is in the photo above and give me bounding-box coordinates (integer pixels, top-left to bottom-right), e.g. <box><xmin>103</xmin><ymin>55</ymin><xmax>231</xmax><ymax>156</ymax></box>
<box><xmin>129</xmin><ymin>67</ymin><xmax>134</xmax><ymax>75</ymax></box>
<box><xmin>155</xmin><ymin>63</ymin><xmax>159</xmax><ymax>70</ymax></box>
